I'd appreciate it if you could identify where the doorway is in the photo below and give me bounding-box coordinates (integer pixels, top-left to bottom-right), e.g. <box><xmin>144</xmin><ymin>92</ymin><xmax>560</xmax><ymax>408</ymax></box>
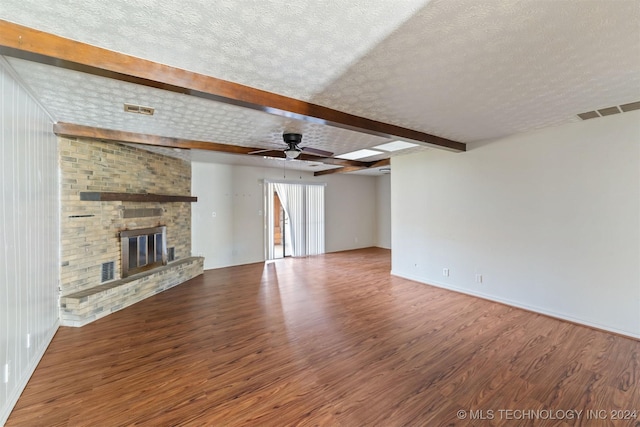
<box><xmin>272</xmin><ymin>192</ymin><xmax>291</xmax><ymax>259</ymax></box>
<box><xmin>265</xmin><ymin>181</ymin><xmax>325</xmax><ymax>260</ymax></box>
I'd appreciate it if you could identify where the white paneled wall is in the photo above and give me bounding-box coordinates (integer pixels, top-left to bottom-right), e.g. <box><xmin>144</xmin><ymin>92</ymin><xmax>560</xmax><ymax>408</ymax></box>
<box><xmin>1</xmin><ymin>62</ymin><xmax>60</xmax><ymax>424</ymax></box>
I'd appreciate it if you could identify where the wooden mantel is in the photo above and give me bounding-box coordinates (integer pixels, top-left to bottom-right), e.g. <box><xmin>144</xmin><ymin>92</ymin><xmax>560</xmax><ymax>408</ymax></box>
<box><xmin>80</xmin><ymin>192</ymin><xmax>197</xmax><ymax>203</ymax></box>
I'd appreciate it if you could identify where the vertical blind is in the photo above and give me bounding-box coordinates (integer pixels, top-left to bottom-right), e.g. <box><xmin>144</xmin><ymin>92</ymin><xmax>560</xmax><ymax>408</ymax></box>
<box><xmin>265</xmin><ymin>181</ymin><xmax>325</xmax><ymax>259</ymax></box>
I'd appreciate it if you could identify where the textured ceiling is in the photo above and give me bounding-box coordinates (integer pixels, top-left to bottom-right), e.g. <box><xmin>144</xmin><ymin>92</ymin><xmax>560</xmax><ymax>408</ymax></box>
<box><xmin>0</xmin><ymin>0</ymin><xmax>430</xmax><ymax>100</ymax></box>
<box><xmin>1</xmin><ymin>0</ymin><xmax>639</xmax><ymax>170</ymax></box>
<box><xmin>6</xmin><ymin>57</ymin><xmax>397</xmax><ymax>159</ymax></box>
<box><xmin>312</xmin><ymin>0</ymin><xmax>640</xmax><ymax>142</ymax></box>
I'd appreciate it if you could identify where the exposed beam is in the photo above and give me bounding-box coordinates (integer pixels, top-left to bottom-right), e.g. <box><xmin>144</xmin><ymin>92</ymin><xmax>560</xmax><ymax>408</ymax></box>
<box><xmin>314</xmin><ymin>158</ymin><xmax>391</xmax><ymax>176</ymax></box>
<box><xmin>54</xmin><ymin>122</ymin><xmax>258</xmax><ymax>154</ymax></box>
<box><xmin>368</xmin><ymin>159</ymin><xmax>392</xmax><ymax>168</ymax></box>
<box><xmin>314</xmin><ymin>166</ymin><xmax>369</xmax><ymax>176</ymax></box>
<box><xmin>1</xmin><ymin>20</ymin><xmax>466</xmax><ymax>152</ymax></box>
<box><xmin>53</xmin><ymin>122</ymin><xmax>371</xmax><ymax>169</ymax></box>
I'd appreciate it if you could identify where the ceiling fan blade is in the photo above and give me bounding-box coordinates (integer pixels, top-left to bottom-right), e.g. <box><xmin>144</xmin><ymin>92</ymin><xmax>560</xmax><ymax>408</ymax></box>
<box><xmin>300</xmin><ymin>146</ymin><xmax>333</xmax><ymax>157</ymax></box>
<box><xmin>252</xmin><ymin>150</ymin><xmax>286</xmax><ymax>158</ymax></box>
<box><xmin>248</xmin><ymin>148</ymin><xmax>274</xmax><ymax>155</ymax></box>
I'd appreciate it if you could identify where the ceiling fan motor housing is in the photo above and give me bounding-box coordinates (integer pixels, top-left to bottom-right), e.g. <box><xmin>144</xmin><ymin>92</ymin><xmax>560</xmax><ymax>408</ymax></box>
<box><xmin>282</xmin><ymin>133</ymin><xmax>302</xmax><ymax>158</ymax></box>
<box><xmin>283</xmin><ymin>133</ymin><xmax>303</xmax><ymax>145</ymax></box>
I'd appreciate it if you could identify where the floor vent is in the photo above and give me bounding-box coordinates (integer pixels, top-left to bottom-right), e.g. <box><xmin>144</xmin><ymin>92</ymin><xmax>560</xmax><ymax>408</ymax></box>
<box><xmin>101</xmin><ymin>261</ymin><xmax>115</xmax><ymax>282</ymax></box>
<box><xmin>578</xmin><ymin>100</ymin><xmax>640</xmax><ymax>120</ymax></box>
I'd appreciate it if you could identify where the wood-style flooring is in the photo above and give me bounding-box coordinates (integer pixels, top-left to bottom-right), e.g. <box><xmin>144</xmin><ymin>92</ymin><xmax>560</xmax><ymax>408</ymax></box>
<box><xmin>7</xmin><ymin>248</ymin><xmax>640</xmax><ymax>426</ymax></box>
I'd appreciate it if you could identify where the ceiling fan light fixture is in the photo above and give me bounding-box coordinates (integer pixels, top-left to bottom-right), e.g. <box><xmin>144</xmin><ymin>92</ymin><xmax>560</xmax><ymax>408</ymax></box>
<box><xmin>284</xmin><ymin>147</ymin><xmax>301</xmax><ymax>159</ymax></box>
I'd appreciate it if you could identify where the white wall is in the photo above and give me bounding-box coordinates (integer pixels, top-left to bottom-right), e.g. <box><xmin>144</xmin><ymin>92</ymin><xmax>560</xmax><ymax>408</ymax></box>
<box><xmin>191</xmin><ymin>163</ymin><xmax>379</xmax><ymax>269</ymax></box>
<box><xmin>392</xmin><ymin>111</ymin><xmax>640</xmax><ymax>338</ymax></box>
<box><xmin>324</xmin><ymin>173</ymin><xmax>377</xmax><ymax>252</ymax></box>
<box><xmin>0</xmin><ymin>62</ymin><xmax>60</xmax><ymax>424</ymax></box>
<box><xmin>375</xmin><ymin>174</ymin><xmax>391</xmax><ymax>249</ymax></box>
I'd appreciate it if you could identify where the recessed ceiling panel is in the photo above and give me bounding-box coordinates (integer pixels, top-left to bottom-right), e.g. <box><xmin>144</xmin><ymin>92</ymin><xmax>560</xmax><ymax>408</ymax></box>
<box><xmin>335</xmin><ymin>149</ymin><xmax>383</xmax><ymax>160</ymax></box>
<box><xmin>373</xmin><ymin>141</ymin><xmax>420</xmax><ymax>152</ymax></box>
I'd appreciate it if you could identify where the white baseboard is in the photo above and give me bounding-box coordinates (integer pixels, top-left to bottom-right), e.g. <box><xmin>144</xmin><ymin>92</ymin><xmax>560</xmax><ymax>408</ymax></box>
<box><xmin>1</xmin><ymin>320</ymin><xmax>59</xmax><ymax>426</ymax></box>
<box><xmin>391</xmin><ymin>270</ymin><xmax>639</xmax><ymax>340</ymax></box>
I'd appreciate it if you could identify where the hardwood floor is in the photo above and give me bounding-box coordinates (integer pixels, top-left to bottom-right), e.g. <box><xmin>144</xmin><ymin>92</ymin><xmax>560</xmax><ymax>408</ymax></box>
<box><xmin>7</xmin><ymin>248</ymin><xmax>639</xmax><ymax>426</ymax></box>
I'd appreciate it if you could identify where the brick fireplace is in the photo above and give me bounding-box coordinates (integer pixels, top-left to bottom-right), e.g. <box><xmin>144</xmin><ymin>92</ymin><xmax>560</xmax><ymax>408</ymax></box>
<box><xmin>58</xmin><ymin>136</ymin><xmax>203</xmax><ymax>326</ymax></box>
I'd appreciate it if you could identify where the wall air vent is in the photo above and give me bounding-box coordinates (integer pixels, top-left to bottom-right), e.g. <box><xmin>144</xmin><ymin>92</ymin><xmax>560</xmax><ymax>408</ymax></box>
<box><xmin>124</xmin><ymin>103</ymin><xmax>155</xmax><ymax>116</ymax></box>
<box><xmin>101</xmin><ymin>261</ymin><xmax>115</xmax><ymax>282</ymax></box>
<box><xmin>577</xmin><ymin>100</ymin><xmax>640</xmax><ymax>120</ymax></box>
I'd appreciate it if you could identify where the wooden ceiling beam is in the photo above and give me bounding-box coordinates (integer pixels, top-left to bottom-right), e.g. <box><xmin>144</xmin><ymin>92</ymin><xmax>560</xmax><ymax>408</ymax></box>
<box><xmin>314</xmin><ymin>166</ymin><xmax>367</xmax><ymax>176</ymax></box>
<box><xmin>314</xmin><ymin>158</ymin><xmax>391</xmax><ymax>176</ymax></box>
<box><xmin>53</xmin><ymin>122</ymin><xmax>371</xmax><ymax>169</ymax></box>
<box><xmin>368</xmin><ymin>158</ymin><xmax>391</xmax><ymax>168</ymax></box>
<box><xmin>53</xmin><ymin>122</ymin><xmax>258</xmax><ymax>154</ymax></box>
<box><xmin>1</xmin><ymin>20</ymin><xmax>466</xmax><ymax>153</ymax></box>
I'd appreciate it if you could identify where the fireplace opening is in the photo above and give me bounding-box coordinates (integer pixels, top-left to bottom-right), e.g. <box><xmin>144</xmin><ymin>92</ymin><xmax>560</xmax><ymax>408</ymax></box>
<box><xmin>120</xmin><ymin>226</ymin><xmax>167</xmax><ymax>277</ymax></box>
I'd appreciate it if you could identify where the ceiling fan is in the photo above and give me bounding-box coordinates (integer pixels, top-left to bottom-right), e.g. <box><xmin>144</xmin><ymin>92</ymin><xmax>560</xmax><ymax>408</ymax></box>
<box><xmin>249</xmin><ymin>133</ymin><xmax>333</xmax><ymax>160</ymax></box>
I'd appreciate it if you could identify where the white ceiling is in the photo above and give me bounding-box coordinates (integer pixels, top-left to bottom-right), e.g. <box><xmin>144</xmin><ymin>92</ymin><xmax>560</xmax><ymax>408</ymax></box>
<box><xmin>1</xmin><ymin>0</ymin><xmax>639</xmax><ymax>173</ymax></box>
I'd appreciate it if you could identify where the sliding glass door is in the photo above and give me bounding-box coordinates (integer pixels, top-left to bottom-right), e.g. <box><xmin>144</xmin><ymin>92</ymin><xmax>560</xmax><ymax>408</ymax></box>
<box><xmin>265</xmin><ymin>181</ymin><xmax>325</xmax><ymax>260</ymax></box>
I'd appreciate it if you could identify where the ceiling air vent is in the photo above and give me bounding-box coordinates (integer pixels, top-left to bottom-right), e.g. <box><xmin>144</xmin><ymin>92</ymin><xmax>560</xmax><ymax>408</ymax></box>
<box><xmin>598</xmin><ymin>106</ymin><xmax>620</xmax><ymax>116</ymax></box>
<box><xmin>577</xmin><ymin>111</ymin><xmax>599</xmax><ymax>120</ymax></box>
<box><xmin>124</xmin><ymin>103</ymin><xmax>155</xmax><ymax>116</ymax></box>
<box><xmin>620</xmin><ymin>101</ymin><xmax>640</xmax><ymax>112</ymax></box>
<box><xmin>577</xmin><ymin>100</ymin><xmax>639</xmax><ymax>120</ymax></box>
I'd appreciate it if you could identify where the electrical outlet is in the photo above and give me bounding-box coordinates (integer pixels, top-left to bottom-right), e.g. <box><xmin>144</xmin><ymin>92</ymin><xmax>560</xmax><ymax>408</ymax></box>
<box><xmin>3</xmin><ymin>363</ymin><xmax>9</xmax><ymax>384</ymax></box>
<box><xmin>475</xmin><ymin>274</ymin><xmax>483</xmax><ymax>283</ymax></box>
<box><xmin>443</xmin><ymin>268</ymin><xmax>449</xmax><ymax>277</ymax></box>
<box><xmin>26</xmin><ymin>333</ymin><xmax>31</xmax><ymax>349</ymax></box>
